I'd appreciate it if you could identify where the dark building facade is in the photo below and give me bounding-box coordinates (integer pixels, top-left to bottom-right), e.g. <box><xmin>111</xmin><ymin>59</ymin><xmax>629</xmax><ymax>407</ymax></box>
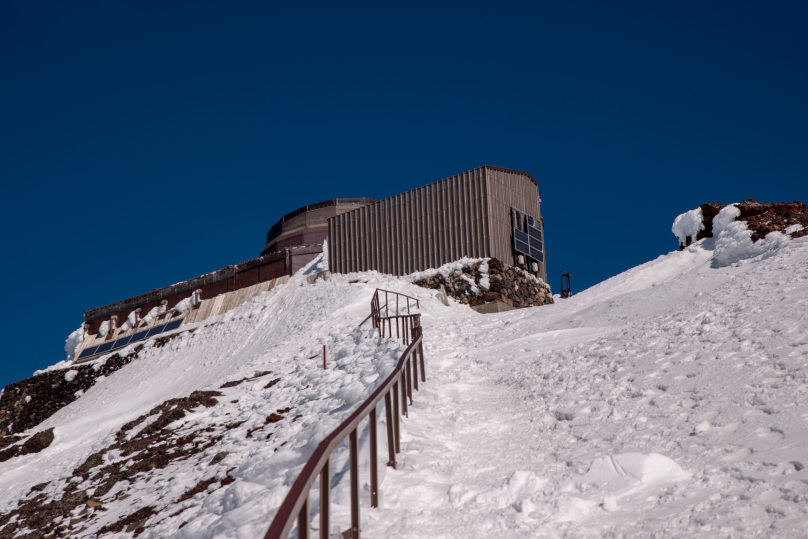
<box><xmin>79</xmin><ymin>165</ymin><xmax>546</xmax><ymax>359</ymax></box>
<box><xmin>260</xmin><ymin>198</ymin><xmax>376</xmax><ymax>256</ymax></box>
<box><xmin>327</xmin><ymin>165</ymin><xmax>547</xmax><ymax>282</ymax></box>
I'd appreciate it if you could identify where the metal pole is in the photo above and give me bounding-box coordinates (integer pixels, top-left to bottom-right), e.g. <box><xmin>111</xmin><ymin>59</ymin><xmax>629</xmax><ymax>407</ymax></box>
<box><xmin>369</xmin><ymin>408</ymin><xmax>379</xmax><ymax>508</ymax></box>
<box><xmin>392</xmin><ymin>382</ymin><xmax>400</xmax><ymax>453</ymax></box>
<box><xmin>349</xmin><ymin>429</ymin><xmax>360</xmax><ymax>539</ymax></box>
<box><xmin>406</xmin><ymin>357</ymin><xmax>413</xmax><ymax>403</ymax></box>
<box><xmin>384</xmin><ymin>392</ymin><xmax>396</xmax><ymax>468</ymax></box>
<box><xmin>400</xmin><ymin>371</ymin><xmax>408</xmax><ymax>417</ymax></box>
<box><xmin>419</xmin><ymin>340</ymin><xmax>426</xmax><ymax>382</ymax></box>
<box><xmin>412</xmin><ymin>349</ymin><xmax>419</xmax><ymax>391</ymax></box>
<box><xmin>298</xmin><ymin>494</ymin><xmax>310</xmax><ymax>539</ymax></box>
<box><xmin>320</xmin><ymin>459</ymin><xmax>330</xmax><ymax>539</ymax></box>
<box><xmin>322</xmin><ymin>345</ymin><xmax>326</xmax><ymax>370</ymax></box>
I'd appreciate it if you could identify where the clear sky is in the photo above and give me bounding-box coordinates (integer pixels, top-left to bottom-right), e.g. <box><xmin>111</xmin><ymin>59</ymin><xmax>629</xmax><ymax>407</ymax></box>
<box><xmin>1</xmin><ymin>1</ymin><xmax>806</xmax><ymax>390</ymax></box>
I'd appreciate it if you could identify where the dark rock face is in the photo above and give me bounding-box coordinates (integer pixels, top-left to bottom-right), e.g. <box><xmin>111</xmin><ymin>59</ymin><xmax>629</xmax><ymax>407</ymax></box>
<box><xmin>413</xmin><ymin>258</ymin><xmax>553</xmax><ymax>308</ymax></box>
<box><xmin>19</xmin><ymin>428</ymin><xmax>55</xmax><ymax>455</ymax></box>
<box><xmin>736</xmin><ymin>199</ymin><xmax>808</xmax><ymax>242</ymax></box>
<box><xmin>0</xmin><ymin>390</ymin><xmax>232</xmax><ymax>538</ymax></box>
<box><xmin>682</xmin><ymin>199</ymin><xmax>808</xmax><ymax>248</ymax></box>
<box><xmin>695</xmin><ymin>202</ymin><xmax>725</xmax><ymax>242</ymax></box>
<box><xmin>0</xmin><ymin>345</ymin><xmax>145</xmax><ymax>437</ymax></box>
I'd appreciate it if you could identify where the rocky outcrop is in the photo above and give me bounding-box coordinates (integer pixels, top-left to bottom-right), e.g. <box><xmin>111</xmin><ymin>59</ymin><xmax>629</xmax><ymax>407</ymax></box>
<box><xmin>413</xmin><ymin>258</ymin><xmax>553</xmax><ymax>309</ymax></box>
<box><xmin>682</xmin><ymin>199</ymin><xmax>808</xmax><ymax>248</ymax></box>
<box><xmin>0</xmin><ymin>331</ymin><xmax>192</xmax><ymax>438</ymax></box>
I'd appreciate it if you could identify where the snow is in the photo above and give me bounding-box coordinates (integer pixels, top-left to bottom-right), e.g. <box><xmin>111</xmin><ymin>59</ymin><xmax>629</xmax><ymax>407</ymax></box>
<box><xmin>140</xmin><ymin>304</ymin><xmax>166</xmax><ymax>326</ymax></box>
<box><xmin>407</xmin><ymin>257</ymin><xmax>487</xmax><ymax>282</ymax></box>
<box><xmin>671</xmin><ymin>207</ymin><xmax>704</xmax><ymax>245</ymax></box>
<box><xmin>64</xmin><ymin>326</ymin><xmax>84</xmax><ymax>362</ymax></box>
<box><xmin>3</xmin><ymin>230</ymin><xmax>808</xmax><ymax>537</ymax></box>
<box><xmin>97</xmin><ymin>320</ymin><xmax>110</xmax><ymax>338</ymax></box>
<box><xmin>118</xmin><ymin>311</ymin><xmax>136</xmax><ymax>332</ymax></box>
<box><xmin>478</xmin><ymin>258</ymin><xmax>490</xmax><ymax>290</ymax></box>
<box><xmin>712</xmin><ymin>204</ymin><xmax>791</xmax><ymax>267</ymax></box>
<box><xmin>64</xmin><ymin>370</ymin><xmax>79</xmax><ymax>382</ymax></box>
<box><xmin>173</xmin><ymin>296</ymin><xmax>195</xmax><ymax>314</ymax></box>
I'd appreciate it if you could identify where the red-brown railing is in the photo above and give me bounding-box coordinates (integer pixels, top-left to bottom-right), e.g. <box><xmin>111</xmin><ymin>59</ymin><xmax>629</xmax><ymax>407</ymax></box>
<box><xmin>369</xmin><ymin>288</ymin><xmax>420</xmax><ymax>344</ymax></box>
<box><xmin>265</xmin><ymin>290</ymin><xmax>426</xmax><ymax>539</ymax></box>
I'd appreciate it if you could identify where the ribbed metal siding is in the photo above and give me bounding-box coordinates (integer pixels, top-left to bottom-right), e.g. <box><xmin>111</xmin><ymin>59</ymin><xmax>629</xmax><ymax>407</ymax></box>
<box><xmin>483</xmin><ymin>167</ymin><xmax>545</xmax><ymax>281</ymax></box>
<box><xmin>329</xmin><ymin>166</ymin><xmax>541</xmax><ymax>277</ymax></box>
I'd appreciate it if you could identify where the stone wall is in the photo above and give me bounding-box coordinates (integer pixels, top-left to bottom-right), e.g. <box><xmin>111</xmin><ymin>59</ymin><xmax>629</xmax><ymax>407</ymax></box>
<box><xmin>412</xmin><ymin>258</ymin><xmax>553</xmax><ymax>309</ymax></box>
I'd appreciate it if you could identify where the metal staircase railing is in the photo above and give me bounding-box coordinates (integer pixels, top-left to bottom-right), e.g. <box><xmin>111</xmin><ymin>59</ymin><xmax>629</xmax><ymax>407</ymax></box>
<box><xmin>265</xmin><ymin>289</ymin><xmax>426</xmax><ymax>539</ymax></box>
<box><xmin>369</xmin><ymin>288</ymin><xmax>421</xmax><ymax>344</ymax></box>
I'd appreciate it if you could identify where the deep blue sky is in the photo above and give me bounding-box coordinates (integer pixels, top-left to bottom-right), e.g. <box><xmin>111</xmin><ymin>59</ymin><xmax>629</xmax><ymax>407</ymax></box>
<box><xmin>1</xmin><ymin>1</ymin><xmax>806</xmax><ymax>390</ymax></box>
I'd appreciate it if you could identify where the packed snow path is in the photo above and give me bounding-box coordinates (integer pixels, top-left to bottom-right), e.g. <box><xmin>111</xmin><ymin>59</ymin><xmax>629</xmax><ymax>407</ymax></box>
<box><xmin>365</xmin><ymin>238</ymin><xmax>808</xmax><ymax>537</ymax></box>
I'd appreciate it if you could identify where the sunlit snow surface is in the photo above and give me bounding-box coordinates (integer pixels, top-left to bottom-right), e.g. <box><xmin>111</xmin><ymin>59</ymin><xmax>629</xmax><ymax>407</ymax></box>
<box><xmin>363</xmin><ymin>236</ymin><xmax>808</xmax><ymax>538</ymax></box>
<box><xmin>3</xmin><ymin>235</ymin><xmax>808</xmax><ymax>538</ymax></box>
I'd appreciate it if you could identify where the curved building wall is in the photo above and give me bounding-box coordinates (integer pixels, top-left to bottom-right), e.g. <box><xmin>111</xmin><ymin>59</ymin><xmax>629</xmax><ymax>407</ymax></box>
<box><xmin>261</xmin><ymin>198</ymin><xmax>376</xmax><ymax>256</ymax></box>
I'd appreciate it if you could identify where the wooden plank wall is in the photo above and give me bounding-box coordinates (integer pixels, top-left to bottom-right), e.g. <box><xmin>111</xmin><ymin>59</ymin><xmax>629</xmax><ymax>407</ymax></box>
<box><xmin>328</xmin><ymin>167</ymin><xmax>490</xmax><ymax>275</ymax></box>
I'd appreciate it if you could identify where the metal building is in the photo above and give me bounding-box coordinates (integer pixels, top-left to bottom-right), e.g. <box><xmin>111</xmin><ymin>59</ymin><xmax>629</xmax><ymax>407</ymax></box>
<box><xmin>327</xmin><ymin>165</ymin><xmax>547</xmax><ymax>282</ymax></box>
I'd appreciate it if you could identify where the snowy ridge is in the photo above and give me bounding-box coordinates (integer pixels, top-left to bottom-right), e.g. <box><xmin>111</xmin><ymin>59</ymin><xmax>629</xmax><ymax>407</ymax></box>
<box><xmin>359</xmin><ymin>235</ymin><xmax>808</xmax><ymax>537</ymax></box>
<box><xmin>3</xmin><ymin>228</ymin><xmax>808</xmax><ymax>537</ymax></box>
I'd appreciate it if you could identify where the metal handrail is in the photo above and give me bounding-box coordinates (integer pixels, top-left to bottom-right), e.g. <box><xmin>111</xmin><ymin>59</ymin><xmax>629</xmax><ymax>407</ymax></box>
<box><xmin>369</xmin><ymin>289</ymin><xmax>421</xmax><ymax>343</ymax></box>
<box><xmin>265</xmin><ymin>293</ymin><xmax>427</xmax><ymax>539</ymax></box>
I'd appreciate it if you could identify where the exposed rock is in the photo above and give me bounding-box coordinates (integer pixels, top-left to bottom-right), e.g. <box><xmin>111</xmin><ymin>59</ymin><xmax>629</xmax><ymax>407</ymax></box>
<box><xmin>0</xmin><ymin>389</ymin><xmax>227</xmax><ymax>537</ymax></box>
<box><xmin>19</xmin><ymin>428</ymin><xmax>55</xmax><ymax>456</ymax></box>
<box><xmin>682</xmin><ymin>199</ymin><xmax>808</xmax><ymax>249</ymax></box>
<box><xmin>413</xmin><ymin>258</ymin><xmax>553</xmax><ymax>309</ymax></box>
<box><xmin>0</xmin><ymin>345</ymin><xmax>145</xmax><ymax>437</ymax></box>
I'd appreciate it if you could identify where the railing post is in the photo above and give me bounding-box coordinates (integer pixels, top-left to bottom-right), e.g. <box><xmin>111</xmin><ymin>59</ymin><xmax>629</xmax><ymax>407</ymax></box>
<box><xmin>369</xmin><ymin>407</ymin><xmax>379</xmax><ymax>508</ymax></box>
<box><xmin>412</xmin><ymin>349</ymin><xmax>419</xmax><ymax>392</ymax></box>
<box><xmin>320</xmin><ymin>459</ymin><xmax>330</xmax><ymax>539</ymax></box>
<box><xmin>406</xmin><ymin>356</ymin><xmax>413</xmax><ymax>403</ymax></box>
<box><xmin>349</xmin><ymin>429</ymin><xmax>360</xmax><ymax>539</ymax></box>
<box><xmin>400</xmin><ymin>371</ymin><xmax>408</xmax><ymax>417</ymax></box>
<box><xmin>419</xmin><ymin>339</ymin><xmax>426</xmax><ymax>382</ymax></box>
<box><xmin>298</xmin><ymin>494</ymin><xmax>310</xmax><ymax>539</ymax></box>
<box><xmin>384</xmin><ymin>391</ymin><xmax>396</xmax><ymax>468</ymax></box>
<box><xmin>392</xmin><ymin>382</ymin><xmax>400</xmax><ymax>453</ymax></box>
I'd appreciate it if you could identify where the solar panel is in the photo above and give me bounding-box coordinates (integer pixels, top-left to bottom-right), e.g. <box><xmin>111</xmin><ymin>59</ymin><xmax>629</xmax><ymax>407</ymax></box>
<box><xmin>115</xmin><ymin>335</ymin><xmax>133</xmax><ymax>348</ymax></box>
<box><xmin>144</xmin><ymin>324</ymin><xmax>166</xmax><ymax>339</ymax></box>
<box><xmin>164</xmin><ymin>319</ymin><xmax>182</xmax><ymax>332</ymax></box>
<box><xmin>78</xmin><ymin>346</ymin><xmax>98</xmax><ymax>360</ymax></box>
<box><xmin>513</xmin><ymin>211</ymin><xmax>545</xmax><ymax>263</ymax></box>
<box><xmin>130</xmin><ymin>330</ymin><xmax>149</xmax><ymax>343</ymax></box>
<box><xmin>96</xmin><ymin>341</ymin><xmax>114</xmax><ymax>354</ymax></box>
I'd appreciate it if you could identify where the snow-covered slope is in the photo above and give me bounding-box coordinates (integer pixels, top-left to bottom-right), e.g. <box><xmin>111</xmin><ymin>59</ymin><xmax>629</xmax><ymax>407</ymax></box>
<box><xmin>2</xmin><ymin>227</ymin><xmax>807</xmax><ymax>537</ymax></box>
<box><xmin>0</xmin><ymin>262</ymin><xmax>437</xmax><ymax>537</ymax></box>
<box><xmin>365</xmin><ymin>236</ymin><xmax>808</xmax><ymax>537</ymax></box>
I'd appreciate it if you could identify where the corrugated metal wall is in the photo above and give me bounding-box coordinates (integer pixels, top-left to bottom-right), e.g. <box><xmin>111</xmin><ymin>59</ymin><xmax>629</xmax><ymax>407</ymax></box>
<box><xmin>328</xmin><ymin>166</ymin><xmax>545</xmax><ymax>280</ymax></box>
<box><xmin>483</xmin><ymin>167</ymin><xmax>544</xmax><ymax>280</ymax></box>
